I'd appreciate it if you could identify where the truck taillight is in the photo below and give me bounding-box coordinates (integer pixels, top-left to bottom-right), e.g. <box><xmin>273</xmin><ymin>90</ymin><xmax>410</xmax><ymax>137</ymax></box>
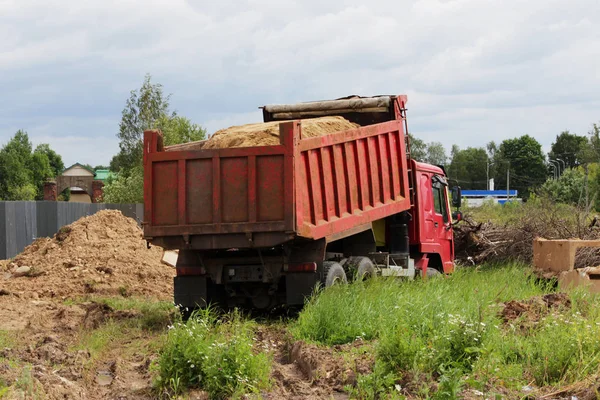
<box><xmin>176</xmin><ymin>267</ymin><xmax>206</xmax><ymax>276</ymax></box>
<box><xmin>287</xmin><ymin>262</ymin><xmax>317</xmax><ymax>272</ymax></box>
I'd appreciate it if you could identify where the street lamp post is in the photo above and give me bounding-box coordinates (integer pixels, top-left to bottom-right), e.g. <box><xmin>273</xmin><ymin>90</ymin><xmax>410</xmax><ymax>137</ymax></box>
<box><xmin>549</xmin><ymin>160</ymin><xmax>560</xmax><ymax>179</ymax></box>
<box><xmin>549</xmin><ymin>164</ymin><xmax>557</xmax><ymax>180</ymax></box>
<box><xmin>556</xmin><ymin>159</ymin><xmax>566</xmax><ymax>175</ymax></box>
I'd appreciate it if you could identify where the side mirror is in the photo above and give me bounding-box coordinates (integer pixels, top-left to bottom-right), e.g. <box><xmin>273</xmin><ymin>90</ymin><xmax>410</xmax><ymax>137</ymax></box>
<box><xmin>452</xmin><ymin>211</ymin><xmax>463</xmax><ymax>223</ymax></box>
<box><xmin>451</xmin><ymin>186</ymin><xmax>462</xmax><ymax>208</ymax></box>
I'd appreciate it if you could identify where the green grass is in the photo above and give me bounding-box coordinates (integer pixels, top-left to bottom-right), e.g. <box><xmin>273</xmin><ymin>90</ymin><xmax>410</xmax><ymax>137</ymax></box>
<box><xmin>70</xmin><ymin>297</ymin><xmax>177</xmax><ymax>366</ymax></box>
<box><xmin>74</xmin><ymin>319</ymin><xmax>131</xmax><ymax>361</ymax></box>
<box><xmin>64</xmin><ymin>296</ymin><xmax>177</xmax><ymax>331</ymax></box>
<box><xmin>155</xmin><ymin>308</ymin><xmax>271</xmax><ymax>399</ymax></box>
<box><xmin>93</xmin><ymin>296</ymin><xmax>176</xmax><ymax>331</ymax></box>
<box><xmin>294</xmin><ymin>264</ymin><xmax>600</xmax><ymax>398</ymax></box>
<box><xmin>0</xmin><ymin>330</ymin><xmax>15</xmax><ymax>351</ymax></box>
<box><xmin>464</xmin><ymin>195</ymin><xmax>589</xmax><ymax>228</ymax></box>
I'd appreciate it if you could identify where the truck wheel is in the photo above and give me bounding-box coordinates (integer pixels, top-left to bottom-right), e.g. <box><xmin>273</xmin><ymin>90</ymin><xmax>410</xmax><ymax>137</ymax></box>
<box><xmin>322</xmin><ymin>261</ymin><xmax>347</xmax><ymax>287</ymax></box>
<box><xmin>346</xmin><ymin>256</ymin><xmax>376</xmax><ymax>281</ymax></box>
<box><xmin>425</xmin><ymin>267</ymin><xmax>441</xmax><ymax>278</ymax></box>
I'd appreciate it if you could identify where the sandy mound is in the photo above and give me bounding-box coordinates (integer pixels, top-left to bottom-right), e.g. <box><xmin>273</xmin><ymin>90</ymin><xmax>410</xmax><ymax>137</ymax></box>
<box><xmin>201</xmin><ymin>116</ymin><xmax>359</xmax><ymax>149</ymax></box>
<box><xmin>0</xmin><ymin>210</ymin><xmax>174</xmax><ymax>300</ymax></box>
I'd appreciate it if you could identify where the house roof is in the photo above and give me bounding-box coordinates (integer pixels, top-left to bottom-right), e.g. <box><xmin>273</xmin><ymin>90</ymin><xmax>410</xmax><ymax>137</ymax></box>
<box><xmin>94</xmin><ymin>169</ymin><xmax>115</xmax><ymax>181</ymax></box>
<box><xmin>62</xmin><ymin>163</ymin><xmax>96</xmax><ymax>176</ymax></box>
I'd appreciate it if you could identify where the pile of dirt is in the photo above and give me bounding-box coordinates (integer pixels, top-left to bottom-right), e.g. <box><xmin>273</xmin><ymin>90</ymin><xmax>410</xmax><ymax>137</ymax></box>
<box><xmin>500</xmin><ymin>293</ymin><xmax>571</xmax><ymax>330</ymax></box>
<box><xmin>201</xmin><ymin>116</ymin><xmax>359</xmax><ymax>149</ymax></box>
<box><xmin>0</xmin><ymin>210</ymin><xmax>174</xmax><ymax>300</ymax></box>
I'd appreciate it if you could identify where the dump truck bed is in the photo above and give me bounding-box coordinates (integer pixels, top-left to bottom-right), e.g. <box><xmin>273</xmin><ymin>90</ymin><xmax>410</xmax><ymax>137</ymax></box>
<box><xmin>143</xmin><ymin>109</ymin><xmax>411</xmax><ymax>250</ymax></box>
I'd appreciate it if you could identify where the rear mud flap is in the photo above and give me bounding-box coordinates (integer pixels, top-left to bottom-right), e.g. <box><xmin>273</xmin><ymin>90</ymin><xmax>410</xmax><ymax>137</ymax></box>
<box><xmin>174</xmin><ymin>276</ymin><xmax>207</xmax><ymax>309</ymax></box>
<box><xmin>285</xmin><ymin>273</ymin><xmax>318</xmax><ymax>305</ymax></box>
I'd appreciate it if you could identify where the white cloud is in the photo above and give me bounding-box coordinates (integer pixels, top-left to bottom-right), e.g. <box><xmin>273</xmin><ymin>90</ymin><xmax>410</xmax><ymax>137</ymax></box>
<box><xmin>0</xmin><ymin>0</ymin><xmax>599</xmax><ymax>166</ymax></box>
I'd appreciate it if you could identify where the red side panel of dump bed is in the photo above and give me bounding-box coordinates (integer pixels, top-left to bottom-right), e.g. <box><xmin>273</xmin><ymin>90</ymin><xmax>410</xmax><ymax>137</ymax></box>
<box><xmin>143</xmin><ymin>118</ymin><xmax>411</xmax><ymax>248</ymax></box>
<box><xmin>294</xmin><ymin>120</ymin><xmax>411</xmax><ymax>240</ymax></box>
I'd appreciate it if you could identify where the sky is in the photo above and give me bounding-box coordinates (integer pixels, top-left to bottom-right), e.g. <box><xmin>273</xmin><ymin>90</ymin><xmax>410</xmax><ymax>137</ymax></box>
<box><xmin>1</xmin><ymin>0</ymin><xmax>599</xmax><ymax>167</ymax></box>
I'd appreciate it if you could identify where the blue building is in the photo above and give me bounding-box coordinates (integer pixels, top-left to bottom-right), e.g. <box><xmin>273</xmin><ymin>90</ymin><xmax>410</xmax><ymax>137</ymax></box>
<box><xmin>461</xmin><ymin>190</ymin><xmax>520</xmax><ymax>207</ymax></box>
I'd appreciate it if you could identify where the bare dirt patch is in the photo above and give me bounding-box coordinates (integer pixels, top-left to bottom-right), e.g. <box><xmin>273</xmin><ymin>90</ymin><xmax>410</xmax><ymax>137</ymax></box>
<box><xmin>500</xmin><ymin>292</ymin><xmax>571</xmax><ymax>330</ymax></box>
<box><xmin>0</xmin><ymin>295</ymin><xmax>163</xmax><ymax>400</ymax></box>
<box><xmin>1</xmin><ymin>210</ymin><xmax>174</xmax><ymax>300</ymax></box>
<box><xmin>254</xmin><ymin>326</ymin><xmax>374</xmax><ymax>399</ymax></box>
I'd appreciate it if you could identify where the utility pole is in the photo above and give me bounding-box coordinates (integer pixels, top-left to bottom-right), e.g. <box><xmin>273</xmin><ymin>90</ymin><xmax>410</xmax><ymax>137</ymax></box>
<box><xmin>506</xmin><ymin>162</ymin><xmax>510</xmax><ymax>202</ymax></box>
<box><xmin>585</xmin><ymin>164</ymin><xmax>589</xmax><ymax>210</ymax></box>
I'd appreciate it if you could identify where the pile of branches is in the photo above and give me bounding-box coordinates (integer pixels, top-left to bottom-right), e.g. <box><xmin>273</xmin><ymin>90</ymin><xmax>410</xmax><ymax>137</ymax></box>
<box><xmin>454</xmin><ymin>204</ymin><xmax>600</xmax><ymax>267</ymax></box>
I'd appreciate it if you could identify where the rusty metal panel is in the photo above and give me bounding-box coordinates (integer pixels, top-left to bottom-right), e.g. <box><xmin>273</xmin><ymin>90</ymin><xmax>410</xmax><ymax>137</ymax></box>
<box><xmin>186</xmin><ymin>159</ymin><xmax>213</xmax><ymax>224</ymax></box>
<box><xmin>220</xmin><ymin>157</ymin><xmax>249</xmax><ymax>223</ymax></box>
<box><xmin>152</xmin><ymin>161</ymin><xmax>178</xmax><ymax>226</ymax></box>
<box><xmin>256</xmin><ymin>155</ymin><xmax>285</xmax><ymax>222</ymax></box>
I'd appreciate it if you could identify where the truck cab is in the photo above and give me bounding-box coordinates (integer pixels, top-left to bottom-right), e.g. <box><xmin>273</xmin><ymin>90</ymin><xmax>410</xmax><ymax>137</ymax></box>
<box><xmin>409</xmin><ymin>161</ymin><xmax>458</xmax><ymax>275</ymax></box>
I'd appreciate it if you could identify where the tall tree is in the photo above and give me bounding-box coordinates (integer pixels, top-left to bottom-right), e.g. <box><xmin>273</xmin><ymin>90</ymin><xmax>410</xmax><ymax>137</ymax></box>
<box><xmin>494</xmin><ymin>135</ymin><xmax>547</xmax><ymax>199</ymax></box>
<box><xmin>425</xmin><ymin>142</ymin><xmax>447</xmax><ymax>166</ymax></box>
<box><xmin>0</xmin><ymin>131</ymin><xmax>35</xmax><ymax>200</ymax></box>
<box><xmin>0</xmin><ymin>131</ymin><xmax>63</xmax><ymax>200</ymax></box>
<box><xmin>104</xmin><ymin>75</ymin><xmax>206</xmax><ymax>203</ymax></box>
<box><xmin>156</xmin><ymin>115</ymin><xmax>206</xmax><ymax>146</ymax></box>
<box><xmin>112</xmin><ymin>74</ymin><xmax>173</xmax><ymax>173</ymax></box>
<box><xmin>28</xmin><ymin>152</ymin><xmax>53</xmax><ymax>200</ymax></box>
<box><xmin>548</xmin><ymin>130</ymin><xmax>587</xmax><ymax>169</ymax></box>
<box><xmin>34</xmin><ymin>143</ymin><xmax>65</xmax><ymax>177</ymax></box>
<box><xmin>582</xmin><ymin>123</ymin><xmax>600</xmax><ymax>164</ymax></box>
<box><xmin>408</xmin><ymin>133</ymin><xmax>426</xmax><ymax>162</ymax></box>
<box><xmin>447</xmin><ymin>147</ymin><xmax>489</xmax><ymax>189</ymax></box>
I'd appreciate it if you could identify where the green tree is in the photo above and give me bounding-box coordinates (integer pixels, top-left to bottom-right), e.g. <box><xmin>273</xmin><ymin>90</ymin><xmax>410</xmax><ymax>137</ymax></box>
<box><xmin>0</xmin><ymin>150</ymin><xmax>32</xmax><ymax>200</ymax></box>
<box><xmin>109</xmin><ymin>152</ymin><xmax>129</xmax><ymax>173</ymax></box>
<box><xmin>548</xmin><ymin>131</ymin><xmax>587</xmax><ymax>169</ymax></box>
<box><xmin>540</xmin><ymin>167</ymin><xmax>586</xmax><ymax>206</ymax></box>
<box><xmin>102</xmin><ymin>167</ymin><xmax>144</xmax><ymax>203</ymax></box>
<box><xmin>447</xmin><ymin>147</ymin><xmax>489</xmax><ymax>189</ymax></box>
<box><xmin>0</xmin><ymin>131</ymin><xmax>63</xmax><ymax>200</ymax></box>
<box><xmin>105</xmin><ymin>74</ymin><xmax>206</xmax><ymax>203</ymax></box>
<box><xmin>0</xmin><ymin>131</ymin><xmax>35</xmax><ymax>200</ymax></box>
<box><xmin>34</xmin><ymin>143</ymin><xmax>65</xmax><ymax>177</ymax></box>
<box><xmin>157</xmin><ymin>115</ymin><xmax>206</xmax><ymax>146</ymax></box>
<box><xmin>408</xmin><ymin>133</ymin><xmax>426</xmax><ymax>162</ymax></box>
<box><xmin>111</xmin><ymin>73</ymin><xmax>173</xmax><ymax>173</ymax></box>
<box><xmin>582</xmin><ymin>123</ymin><xmax>600</xmax><ymax>164</ymax></box>
<box><xmin>425</xmin><ymin>142</ymin><xmax>447</xmax><ymax>166</ymax></box>
<box><xmin>494</xmin><ymin>135</ymin><xmax>547</xmax><ymax>199</ymax></box>
<box><xmin>28</xmin><ymin>152</ymin><xmax>53</xmax><ymax>200</ymax></box>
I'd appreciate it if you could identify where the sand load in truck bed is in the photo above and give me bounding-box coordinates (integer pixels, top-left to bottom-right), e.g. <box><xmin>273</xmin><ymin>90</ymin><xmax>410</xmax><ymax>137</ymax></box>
<box><xmin>184</xmin><ymin>116</ymin><xmax>359</xmax><ymax>150</ymax></box>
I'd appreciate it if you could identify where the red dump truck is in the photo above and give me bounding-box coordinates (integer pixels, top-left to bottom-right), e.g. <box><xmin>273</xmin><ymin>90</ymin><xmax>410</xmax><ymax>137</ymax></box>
<box><xmin>143</xmin><ymin>95</ymin><xmax>462</xmax><ymax>310</ymax></box>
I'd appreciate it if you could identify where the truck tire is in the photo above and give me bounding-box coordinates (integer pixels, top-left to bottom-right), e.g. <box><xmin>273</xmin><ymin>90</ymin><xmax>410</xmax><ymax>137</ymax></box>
<box><xmin>322</xmin><ymin>261</ymin><xmax>347</xmax><ymax>287</ymax></box>
<box><xmin>425</xmin><ymin>267</ymin><xmax>441</xmax><ymax>278</ymax></box>
<box><xmin>346</xmin><ymin>256</ymin><xmax>376</xmax><ymax>281</ymax></box>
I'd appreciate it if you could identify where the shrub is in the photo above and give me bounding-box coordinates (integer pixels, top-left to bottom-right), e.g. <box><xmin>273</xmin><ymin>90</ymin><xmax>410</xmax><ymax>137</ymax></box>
<box><xmin>155</xmin><ymin>308</ymin><xmax>271</xmax><ymax>399</ymax></box>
